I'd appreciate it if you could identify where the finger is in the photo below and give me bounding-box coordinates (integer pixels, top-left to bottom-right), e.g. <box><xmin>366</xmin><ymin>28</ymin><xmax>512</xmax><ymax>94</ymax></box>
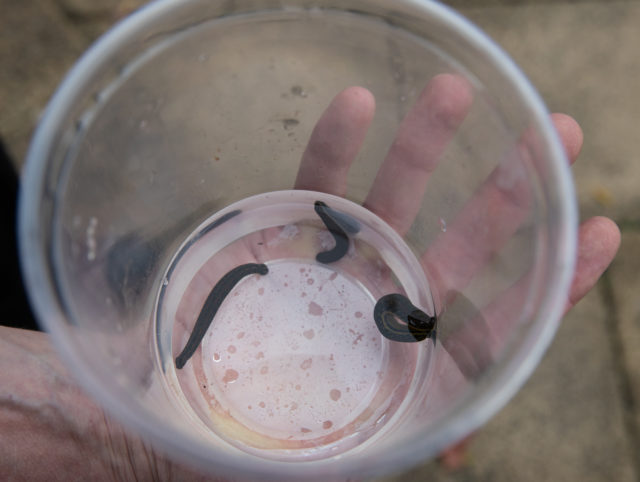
<box><xmin>294</xmin><ymin>87</ymin><xmax>375</xmax><ymax>196</ymax></box>
<box><xmin>364</xmin><ymin>74</ymin><xmax>473</xmax><ymax>234</ymax></box>
<box><xmin>438</xmin><ymin>435</ymin><xmax>473</xmax><ymax>470</ymax></box>
<box><xmin>427</xmin><ymin>217</ymin><xmax>618</xmax><ymax>467</ymax></box>
<box><xmin>565</xmin><ymin>216</ymin><xmax>621</xmax><ymax>311</ymax></box>
<box><xmin>423</xmin><ymin>114</ymin><xmax>585</xmax><ymax>301</ymax></box>
<box><xmin>443</xmin><ymin>216</ymin><xmax>620</xmax><ymax>357</ymax></box>
<box><xmin>550</xmin><ymin>113</ymin><xmax>583</xmax><ymax>164</ymax></box>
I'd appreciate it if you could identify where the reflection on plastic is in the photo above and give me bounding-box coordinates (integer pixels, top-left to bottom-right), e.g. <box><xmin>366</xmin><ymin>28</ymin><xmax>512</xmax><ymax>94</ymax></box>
<box><xmin>105</xmin><ymin>204</ymin><xmax>240</xmax><ymax>314</ymax></box>
<box><xmin>437</xmin><ymin>290</ymin><xmax>493</xmax><ymax>380</ymax></box>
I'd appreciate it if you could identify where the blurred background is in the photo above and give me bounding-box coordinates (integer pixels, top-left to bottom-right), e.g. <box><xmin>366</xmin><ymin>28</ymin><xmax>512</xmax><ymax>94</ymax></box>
<box><xmin>1</xmin><ymin>0</ymin><xmax>638</xmax><ymax>480</ymax></box>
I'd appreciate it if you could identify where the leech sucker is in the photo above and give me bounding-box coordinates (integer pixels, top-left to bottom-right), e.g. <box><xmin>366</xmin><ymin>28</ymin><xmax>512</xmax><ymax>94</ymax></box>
<box><xmin>314</xmin><ymin>201</ymin><xmax>350</xmax><ymax>264</ymax></box>
<box><xmin>374</xmin><ymin>293</ymin><xmax>436</xmax><ymax>342</ymax></box>
<box><xmin>175</xmin><ymin>263</ymin><xmax>269</xmax><ymax>369</ymax></box>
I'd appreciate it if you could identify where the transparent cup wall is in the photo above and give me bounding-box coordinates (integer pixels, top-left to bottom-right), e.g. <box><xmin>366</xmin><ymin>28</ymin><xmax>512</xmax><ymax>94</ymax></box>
<box><xmin>21</xmin><ymin>0</ymin><xmax>575</xmax><ymax>479</ymax></box>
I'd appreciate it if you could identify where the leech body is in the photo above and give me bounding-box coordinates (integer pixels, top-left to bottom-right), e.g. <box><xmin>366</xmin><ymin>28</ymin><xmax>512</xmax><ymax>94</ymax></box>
<box><xmin>374</xmin><ymin>293</ymin><xmax>436</xmax><ymax>342</ymax></box>
<box><xmin>175</xmin><ymin>263</ymin><xmax>268</xmax><ymax>369</ymax></box>
<box><xmin>314</xmin><ymin>201</ymin><xmax>351</xmax><ymax>264</ymax></box>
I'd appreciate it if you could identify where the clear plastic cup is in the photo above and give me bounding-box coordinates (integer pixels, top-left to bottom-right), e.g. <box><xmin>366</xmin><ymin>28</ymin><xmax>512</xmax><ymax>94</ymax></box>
<box><xmin>19</xmin><ymin>0</ymin><xmax>577</xmax><ymax>479</ymax></box>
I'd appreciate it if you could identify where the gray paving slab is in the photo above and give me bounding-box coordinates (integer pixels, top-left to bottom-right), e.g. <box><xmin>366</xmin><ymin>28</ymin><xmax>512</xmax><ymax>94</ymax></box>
<box><xmin>0</xmin><ymin>0</ymin><xmax>146</xmax><ymax>166</ymax></box>
<box><xmin>0</xmin><ymin>0</ymin><xmax>87</xmax><ymax>165</ymax></box>
<box><xmin>608</xmin><ymin>231</ymin><xmax>640</xmax><ymax>462</ymax></box>
<box><xmin>56</xmin><ymin>0</ymin><xmax>122</xmax><ymax>17</ymax></box>
<box><xmin>454</xmin><ymin>1</ymin><xmax>640</xmax><ymax>224</ymax></box>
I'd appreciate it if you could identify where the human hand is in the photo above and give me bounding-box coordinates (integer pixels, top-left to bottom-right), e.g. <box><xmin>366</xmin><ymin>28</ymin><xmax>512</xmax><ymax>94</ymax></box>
<box><xmin>295</xmin><ymin>75</ymin><xmax>620</xmax><ymax>467</ymax></box>
<box><xmin>172</xmin><ymin>74</ymin><xmax>620</xmax><ymax>467</ymax></box>
<box><xmin>298</xmin><ymin>76</ymin><xmax>618</xmax><ymax>313</ymax></box>
<box><xmin>1</xmin><ymin>75</ymin><xmax>619</xmax><ymax>480</ymax></box>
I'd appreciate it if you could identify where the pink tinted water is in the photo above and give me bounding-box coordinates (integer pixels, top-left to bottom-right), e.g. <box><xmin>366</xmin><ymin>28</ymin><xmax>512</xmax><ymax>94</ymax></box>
<box><xmin>159</xmin><ymin>191</ymin><xmax>432</xmax><ymax>459</ymax></box>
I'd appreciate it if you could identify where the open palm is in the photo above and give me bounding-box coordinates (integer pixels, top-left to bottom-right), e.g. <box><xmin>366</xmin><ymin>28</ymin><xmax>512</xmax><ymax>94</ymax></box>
<box><xmin>0</xmin><ymin>75</ymin><xmax>620</xmax><ymax>480</ymax></box>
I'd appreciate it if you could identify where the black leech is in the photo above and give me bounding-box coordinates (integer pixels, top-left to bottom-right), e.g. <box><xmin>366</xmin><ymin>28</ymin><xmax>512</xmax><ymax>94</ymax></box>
<box><xmin>175</xmin><ymin>263</ymin><xmax>268</xmax><ymax>369</ymax></box>
<box><xmin>374</xmin><ymin>293</ymin><xmax>436</xmax><ymax>342</ymax></box>
<box><xmin>314</xmin><ymin>201</ymin><xmax>351</xmax><ymax>264</ymax></box>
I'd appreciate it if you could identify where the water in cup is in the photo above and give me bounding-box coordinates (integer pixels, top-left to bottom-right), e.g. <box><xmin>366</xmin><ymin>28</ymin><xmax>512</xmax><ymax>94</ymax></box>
<box><xmin>155</xmin><ymin>190</ymin><xmax>436</xmax><ymax>460</ymax></box>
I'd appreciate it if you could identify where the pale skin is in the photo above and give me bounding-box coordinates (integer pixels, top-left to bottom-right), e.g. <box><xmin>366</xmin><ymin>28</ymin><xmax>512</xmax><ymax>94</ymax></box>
<box><xmin>0</xmin><ymin>75</ymin><xmax>621</xmax><ymax>480</ymax></box>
